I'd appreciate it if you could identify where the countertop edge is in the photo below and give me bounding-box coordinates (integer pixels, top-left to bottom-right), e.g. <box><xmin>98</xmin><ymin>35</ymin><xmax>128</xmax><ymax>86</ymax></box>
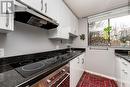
<box><xmin>115</xmin><ymin>53</ymin><xmax>130</xmax><ymax>63</ymax></box>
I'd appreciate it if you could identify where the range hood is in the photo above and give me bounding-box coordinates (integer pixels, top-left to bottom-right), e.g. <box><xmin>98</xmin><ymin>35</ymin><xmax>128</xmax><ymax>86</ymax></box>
<box><xmin>14</xmin><ymin>0</ymin><xmax>59</xmax><ymax>29</ymax></box>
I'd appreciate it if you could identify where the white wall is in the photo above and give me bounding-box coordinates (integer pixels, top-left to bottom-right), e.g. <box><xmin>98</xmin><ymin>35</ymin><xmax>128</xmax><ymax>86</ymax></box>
<box><xmin>86</xmin><ymin>48</ymin><xmax>116</xmax><ymax>78</ymax></box>
<box><xmin>72</xmin><ymin>18</ymin><xmax>117</xmax><ymax>79</ymax></box>
<box><xmin>0</xmin><ymin>22</ymin><xmax>67</xmax><ymax>57</ymax></box>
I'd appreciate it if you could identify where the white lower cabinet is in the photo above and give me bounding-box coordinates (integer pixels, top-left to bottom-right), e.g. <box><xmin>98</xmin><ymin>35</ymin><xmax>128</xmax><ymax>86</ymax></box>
<box><xmin>116</xmin><ymin>57</ymin><xmax>122</xmax><ymax>87</ymax></box>
<box><xmin>70</xmin><ymin>53</ymin><xmax>85</xmax><ymax>87</ymax></box>
<box><xmin>116</xmin><ymin>56</ymin><xmax>130</xmax><ymax>87</ymax></box>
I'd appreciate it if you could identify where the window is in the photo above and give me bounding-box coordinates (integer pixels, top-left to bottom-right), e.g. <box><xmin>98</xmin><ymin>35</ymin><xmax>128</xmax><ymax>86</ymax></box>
<box><xmin>110</xmin><ymin>15</ymin><xmax>130</xmax><ymax>47</ymax></box>
<box><xmin>88</xmin><ymin>6</ymin><xmax>130</xmax><ymax>47</ymax></box>
<box><xmin>88</xmin><ymin>20</ymin><xmax>110</xmax><ymax>46</ymax></box>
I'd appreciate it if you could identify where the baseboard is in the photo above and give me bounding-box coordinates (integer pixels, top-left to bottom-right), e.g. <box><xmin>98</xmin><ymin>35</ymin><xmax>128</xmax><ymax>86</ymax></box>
<box><xmin>85</xmin><ymin>70</ymin><xmax>117</xmax><ymax>81</ymax></box>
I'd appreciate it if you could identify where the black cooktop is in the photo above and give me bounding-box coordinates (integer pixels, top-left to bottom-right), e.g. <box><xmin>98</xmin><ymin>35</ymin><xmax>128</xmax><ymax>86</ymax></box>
<box><xmin>14</xmin><ymin>51</ymin><xmax>78</xmax><ymax>78</ymax></box>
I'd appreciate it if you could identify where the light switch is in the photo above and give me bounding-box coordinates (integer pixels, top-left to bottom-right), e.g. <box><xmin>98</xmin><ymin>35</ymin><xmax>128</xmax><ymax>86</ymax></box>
<box><xmin>0</xmin><ymin>48</ymin><xmax>4</xmax><ymax>58</ymax></box>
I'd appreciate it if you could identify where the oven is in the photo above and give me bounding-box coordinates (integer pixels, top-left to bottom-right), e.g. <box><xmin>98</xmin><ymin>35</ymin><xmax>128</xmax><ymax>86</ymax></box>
<box><xmin>31</xmin><ymin>63</ymin><xmax>70</xmax><ymax>87</ymax></box>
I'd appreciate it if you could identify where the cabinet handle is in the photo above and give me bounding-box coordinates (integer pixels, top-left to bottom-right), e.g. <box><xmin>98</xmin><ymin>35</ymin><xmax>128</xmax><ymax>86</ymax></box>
<box><xmin>122</xmin><ymin>82</ymin><xmax>125</xmax><ymax>87</ymax></box>
<box><xmin>82</xmin><ymin>58</ymin><xmax>84</xmax><ymax>64</ymax></box>
<box><xmin>77</xmin><ymin>58</ymin><xmax>80</xmax><ymax>64</ymax></box>
<box><xmin>45</xmin><ymin>3</ymin><xmax>47</xmax><ymax>13</ymax></box>
<box><xmin>122</xmin><ymin>62</ymin><xmax>127</xmax><ymax>66</ymax></box>
<box><xmin>122</xmin><ymin>69</ymin><xmax>128</xmax><ymax>74</ymax></box>
<box><xmin>6</xmin><ymin>10</ymin><xmax>9</xmax><ymax>27</ymax></box>
<box><xmin>41</xmin><ymin>0</ymin><xmax>43</xmax><ymax>11</ymax></box>
<box><xmin>47</xmin><ymin>79</ymin><xmax>51</xmax><ymax>83</ymax></box>
<box><xmin>124</xmin><ymin>71</ymin><xmax>128</xmax><ymax>74</ymax></box>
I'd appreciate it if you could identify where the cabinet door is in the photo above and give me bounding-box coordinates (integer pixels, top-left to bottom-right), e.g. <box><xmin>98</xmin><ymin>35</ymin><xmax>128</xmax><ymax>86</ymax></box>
<box><xmin>121</xmin><ymin>69</ymin><xmax>128</xmax><ymax>87</ymax></box>
<box><xmin>127</xmin><ymin>64</ymin><xmax>130</xmax><ymax>87</ymax></box>
<box><xmin>74</xmin><ymin>17</ymin><xmax>79</xmax><ymax>35</ymax></box>
<box><xmin>0</xmin><ymin>11</ymin><xmax>14</xmax><ymax>33</ymax></box>
<box><xmin>20</xmin><ymin>0</ymin><xmax>42</xmax><ymax>12</ymax></box>
<box><xmin>44</xmin><ymin>0</ymin><xmax>59</xmax><ymax>20</ymax></box>
<box><xmin>121</xmin><ymin>58</ymin><xmax>129</xmax><ymax>87</ymax></box>
<box><xmin>48</xmin><ymin>0</ymin><xmax>78</xmax><ymax>39</ymax></box>
<box><xmin>70</xmin><ymin>56</ymin><xmax>80</xmax><ymax>87</ymax></box>
<box><xmin>79</xmin><ymin>53</ymin><xmax>85</xmax><ymax>77</ymax></box>
<box><xmin>116</xmin><ymin>57</ymin><xmax>122</xmax><ymax>87</ymax></box>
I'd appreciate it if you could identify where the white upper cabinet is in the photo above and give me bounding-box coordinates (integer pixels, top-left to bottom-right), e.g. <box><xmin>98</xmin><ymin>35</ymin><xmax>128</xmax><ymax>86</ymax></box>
<box><xmin>0</xmin><ymin>0</ymin><xmax>14</xmax><ymax>33</ymax></box>
<box><xmin>48</xmin><ymin>0</ymin><xmax>79</xmax><ymax>39</ymax></box>
<box><xmin>19</xmin><ymin>0</ymin><xmax>58</xmax><ymax>19</ymax></box>
<box><xmin>20</xmin><ymin>0</ymin><xmax>42</xmax><ymax>12</ymax></box>
<box><xmin>43</xmin><ymin>0</ymin><xmax>58</xmax><ymax>19</ymax></box>
<box><xmin>67</xmin><ymin>9</ymin><xmax>79</xmax><ymax>36</ymax></box>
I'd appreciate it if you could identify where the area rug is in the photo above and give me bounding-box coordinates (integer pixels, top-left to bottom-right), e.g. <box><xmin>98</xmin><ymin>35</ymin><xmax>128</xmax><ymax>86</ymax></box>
<box><xmin>77</xmin><ymin>72</ymin><xmax>118</xmax><ymax>87</ymax></box>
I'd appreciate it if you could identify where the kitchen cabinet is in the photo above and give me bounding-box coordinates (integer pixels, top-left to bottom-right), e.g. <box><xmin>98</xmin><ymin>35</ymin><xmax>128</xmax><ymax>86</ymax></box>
<box><xmin>0</xmin><ymin>1</ymin><xmax>14</xmax><ymax>33</ymax></box>
<box><xmin>19</xmin><ymin>0</ymin><xmax>42</xmax><ymax>12</ymax></box>
<box><xmin>17</xmin><ymin>0</ymin><xmax>52</xmax><ymax>17</ymax></box>
<box><xmin>48</xmin><ymin>0</ymin><xmax>79</xmax><ymax>39</ymax></box>
<box><xmin>70</xmin><ymin>52</ymin><xmax>85</xmax><ymax>87</ymax></box>
<box><xmin>18</xmin><ymin>0</ymin><xmax>79</xmax><ymax>39</ymax></box>
<box><xmin>48</xmin><ymin>26</ymin><xmax>70</xmax><ymax>40</ymax></box>
<box><xmin>116</xmin><ymin>56</ymin><xmax>130</xmax><ymax>87</ymax></box>
<box><xmin>68</xmin><ymin>11</ymin><xmax>79</xmax><ymax>36</ymax></box>
<box><xmin>43</xmin><ymin>0</ymin><xmax>58</xmax><ymax>20</ymax></box>
<box><xmin>128</xmin><ymin>62</ymin><xmax>130</xmax><ymax>87</ymax></box>
<box><xmin>48</xmin><ymin>0</ymin><xmax>70</xmax><ymax>40</ymax></box>
<box><xmin>116</xmin><ymin>57</ymin><xmax>122</xmax><ymax>87</ymax></box>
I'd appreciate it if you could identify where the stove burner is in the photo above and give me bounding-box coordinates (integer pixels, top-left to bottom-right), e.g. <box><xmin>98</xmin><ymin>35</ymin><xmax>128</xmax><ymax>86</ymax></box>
<box><xmin>22</xmin><ymin>62</ymin><xmax>45</xmax><ymax>72</ymax></box>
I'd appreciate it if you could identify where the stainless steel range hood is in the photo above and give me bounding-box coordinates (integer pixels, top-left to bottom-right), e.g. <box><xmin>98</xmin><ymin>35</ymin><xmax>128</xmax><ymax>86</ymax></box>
<box><xmin>14</xmin><ymin>0</ymin><xmax>59</xmax><ymax>29</ymax></box>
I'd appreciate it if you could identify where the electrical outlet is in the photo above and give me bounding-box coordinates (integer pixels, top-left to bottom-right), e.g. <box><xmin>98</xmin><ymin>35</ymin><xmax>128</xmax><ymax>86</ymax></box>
<box><xmin>0</xmin><ymin>48</ymin><xmax>4</xmax><ymax>58</ymax></box>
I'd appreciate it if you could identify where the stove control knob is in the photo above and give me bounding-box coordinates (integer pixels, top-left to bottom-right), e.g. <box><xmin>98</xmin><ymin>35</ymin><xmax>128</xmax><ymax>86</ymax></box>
<box><xmin>47</xmin><ymin>79</ymin><xmax>51</xmax><ymax>83</ymax></box>
<box><xmin>25</xmin><ymin>85</ymin><xmax>30</xmax><ymax>87</ymax></box>
<box><xmin>62</xmin><ymin>69</ymin><xmax>65</xmax><ymax>72</ymax></box>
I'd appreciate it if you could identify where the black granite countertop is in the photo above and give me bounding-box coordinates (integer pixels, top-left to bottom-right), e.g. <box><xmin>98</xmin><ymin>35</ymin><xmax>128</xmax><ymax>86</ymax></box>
<box><xmin>0</xmin><ymin>48</ymin><xmax>85</xmax><ymax>87</ymax></box>
<box><xmin>115</xmin><ymin>49</ymin><xmax>130</xmax><ymax>62</ymax></box>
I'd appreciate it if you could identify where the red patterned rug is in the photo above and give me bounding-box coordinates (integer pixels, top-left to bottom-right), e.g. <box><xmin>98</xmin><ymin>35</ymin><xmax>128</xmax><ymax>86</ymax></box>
<box><xmin>77</xmin><ymin>72</ymin><xmax>118</xmax><ymax>87</ymax></box>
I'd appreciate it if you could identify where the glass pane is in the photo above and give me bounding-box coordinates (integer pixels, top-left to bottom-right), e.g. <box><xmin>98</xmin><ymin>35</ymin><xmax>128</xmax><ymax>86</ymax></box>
<box><xmin>88</xmin><ymin>20</ymin><xmax>110</xmax><ymax>46</ymax></box>
<box><xmin>110</xmin><ymin>15</ymin><xmax>130</xmax><ymax>47</ymax></box>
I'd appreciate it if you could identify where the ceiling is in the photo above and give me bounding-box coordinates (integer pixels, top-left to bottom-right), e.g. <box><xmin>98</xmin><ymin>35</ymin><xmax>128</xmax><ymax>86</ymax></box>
<box><xmin>64</xmin><ymin>0</ymin><xmax>128</xmax><ymax>18</ymax></box>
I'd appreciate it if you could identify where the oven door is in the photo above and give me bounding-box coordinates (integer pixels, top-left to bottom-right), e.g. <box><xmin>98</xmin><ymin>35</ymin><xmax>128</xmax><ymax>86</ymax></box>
<box><xmin>31</xmin><ymin>64</ymin><xmax>70</xmax><ymax>87</ymax></box>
